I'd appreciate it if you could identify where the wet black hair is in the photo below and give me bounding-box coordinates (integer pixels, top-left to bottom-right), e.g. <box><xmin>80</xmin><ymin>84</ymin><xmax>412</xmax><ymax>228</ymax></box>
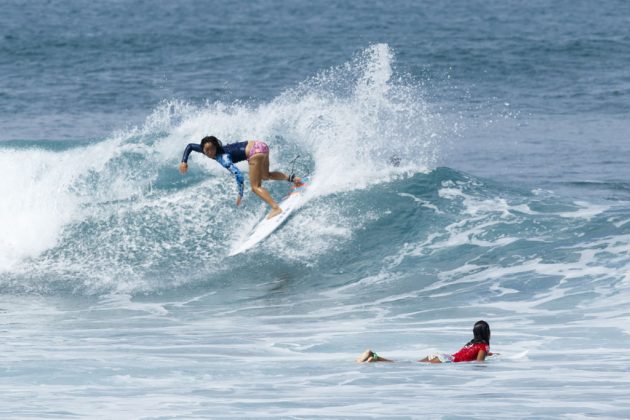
<box><xmin>467</xmin><ymin>320</ymin><xmax>491</xmax><ymax>345</ymax></box>
<box><xmin>200</xmin><ymin>136</ymin><xmax>224</xmax><ymax>154</ymax></box>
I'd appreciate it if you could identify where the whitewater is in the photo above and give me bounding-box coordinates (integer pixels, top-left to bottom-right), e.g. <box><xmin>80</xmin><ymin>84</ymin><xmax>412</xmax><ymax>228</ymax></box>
<box><xmin>2</xmin><ymin>1</ymin><xmax>630</xmax><ymax>417</ymax></box>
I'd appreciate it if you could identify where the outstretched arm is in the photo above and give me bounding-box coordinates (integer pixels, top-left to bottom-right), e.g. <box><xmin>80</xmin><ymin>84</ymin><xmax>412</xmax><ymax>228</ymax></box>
<box><xmin>216</xmin><ymin>154</ymin><xmax>245</xmax><ymax>203</ymax></box>
<box><xmin>179</xmin><ymin>143</ymin><xmax>204</xmax><ymax>173</ymax></box>
<box><xmin>227</xmin><ymin>164</ymin><xmax>245</xmax><ymax>199</ymax></box>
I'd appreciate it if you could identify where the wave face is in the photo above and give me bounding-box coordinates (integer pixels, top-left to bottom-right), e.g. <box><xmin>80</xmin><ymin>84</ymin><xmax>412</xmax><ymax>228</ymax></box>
<box><xmin>2</xmin><ymin>42</ymin><xmax>630</xmax><ymax>417</ymax></box>
<box><xmin>0</xmin><ymin>44</ymin><xmax>445</xmax><ymax>293</ymax></box>
<box><xmin>2</xmin><ymin>43</ymin><xmax>629</xmax><ymax>317</ymax></box>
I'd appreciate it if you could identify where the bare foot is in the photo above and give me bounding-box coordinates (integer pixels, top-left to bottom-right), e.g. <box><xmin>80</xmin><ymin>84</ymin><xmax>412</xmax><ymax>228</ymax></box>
<box><xmin>267</xmin><ymin>207</ymin><xmax>283</xmax><ymax>219</ymax></box>
<box><xmin>356</xmin><ymin>349</ymin><xmax>374</xmax><ymax>363</ymax></box>
<box><xmin>293</xmin><ymin>176</ymin><xmax>303</xmax><ymax>187</ymax></box>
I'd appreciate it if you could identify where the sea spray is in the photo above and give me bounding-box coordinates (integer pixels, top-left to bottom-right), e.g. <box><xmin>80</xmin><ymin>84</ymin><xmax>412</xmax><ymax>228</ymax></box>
<box><xmin>0</xmin><ymin>44</ymin><xmax>444</xmax><ymax>294</ymax></box>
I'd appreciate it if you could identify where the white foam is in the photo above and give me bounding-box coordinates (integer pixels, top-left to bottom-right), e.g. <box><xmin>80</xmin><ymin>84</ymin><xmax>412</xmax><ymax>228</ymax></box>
<box><xmin>398</xmin><ymin>192</ymin><xmax>443</xmax><ymax>213</ymax></box>
<box><xmin>0</xmin><ymin>136</ymin><xmax>132</xmax><ymax>272</ymax></box>
<box><xmin>156</xmin><ymin>44</ymin><xmax>441</xmax><ymax>198</ymax></box>
<box><xmin>0</xmin><ymin>44</ymin><xmax>444</xmax><ymax>292</ymax></box>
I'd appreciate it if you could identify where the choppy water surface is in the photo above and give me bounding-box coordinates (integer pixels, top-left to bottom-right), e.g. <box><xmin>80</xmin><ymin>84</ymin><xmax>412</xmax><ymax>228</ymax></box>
<box><xmin>2</xmin><ymin>0</ymin><xmax>630</xmax><ymax>418</ymax></box>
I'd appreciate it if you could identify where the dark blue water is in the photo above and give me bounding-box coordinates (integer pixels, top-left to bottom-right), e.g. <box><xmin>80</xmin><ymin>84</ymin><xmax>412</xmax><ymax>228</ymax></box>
<box><xmin>3</xmin><ymin>1</ymin><xmax>629</xmax><ymax>139</ymax></box>
<box><xmin>2</xmin><ymin>1</ymin><xmax>630</xmax><ymax>418</ymax></box>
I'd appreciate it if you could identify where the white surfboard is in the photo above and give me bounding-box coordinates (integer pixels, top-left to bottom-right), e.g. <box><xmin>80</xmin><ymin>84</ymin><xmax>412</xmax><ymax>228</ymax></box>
<box><xmin>228</xmin><ymin>178</ymin><xmax>310</xmax><ymax>256</ymax></box>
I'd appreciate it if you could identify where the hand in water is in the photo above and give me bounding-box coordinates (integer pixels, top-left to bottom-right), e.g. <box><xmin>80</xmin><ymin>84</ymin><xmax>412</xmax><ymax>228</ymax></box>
<box><xmin>236</xmin><ymin>196</ymin><xmax>242</xmax><ymax>207</ymax></box>
<box><xmin>179</xmin><ymin>162</ymin><xmax>188</xmax><ymax>174</ymax></box>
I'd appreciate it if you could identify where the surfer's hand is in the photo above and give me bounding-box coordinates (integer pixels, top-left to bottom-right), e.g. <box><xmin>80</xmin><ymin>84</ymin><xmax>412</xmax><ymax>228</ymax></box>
<box><xmin>236</xmin><ymin>195</ymin><xmax>242</xmax><ymax>206</ymax></box>
<box><xmin>179</xmin><ymin>162</ymin><xmax>188</xmax><ymax>174</ymax></box>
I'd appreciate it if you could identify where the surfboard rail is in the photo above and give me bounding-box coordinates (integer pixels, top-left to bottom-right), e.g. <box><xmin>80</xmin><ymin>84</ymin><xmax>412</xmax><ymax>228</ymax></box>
<box><xmin>228</xmin><ymin>177</ymin><xmax>310</xmax><ymax>256</ymax></box>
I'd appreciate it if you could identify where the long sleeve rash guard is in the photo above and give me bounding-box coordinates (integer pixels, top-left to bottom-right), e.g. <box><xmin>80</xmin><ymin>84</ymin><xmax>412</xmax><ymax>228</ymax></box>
<box><xmin>181</xmin><ymin>142</ymin><xmax>245</xmax><ymax>197</ymax></box>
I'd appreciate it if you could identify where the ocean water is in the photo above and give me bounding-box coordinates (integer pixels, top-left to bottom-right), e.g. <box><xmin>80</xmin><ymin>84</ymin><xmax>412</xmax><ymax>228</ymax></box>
<box><xmin>2</xmin><ymin>0</ymin><xmax>630</xmax><ymax>418</ymax></box>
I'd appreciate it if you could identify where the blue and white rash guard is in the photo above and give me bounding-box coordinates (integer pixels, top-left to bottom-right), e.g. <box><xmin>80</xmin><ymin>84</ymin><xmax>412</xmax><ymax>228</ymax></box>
<box><xmin>181</xmin><ymin>141</ymin><xmax>247</xmax><ymax>197</ymax></box>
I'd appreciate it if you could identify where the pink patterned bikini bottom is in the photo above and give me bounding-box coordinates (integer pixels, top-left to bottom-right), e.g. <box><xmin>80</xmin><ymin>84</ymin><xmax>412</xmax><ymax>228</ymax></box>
<box><xmin>247</xmin><ymin>141</ymin><xmax>269</xmax><ymax>161</ymax></box>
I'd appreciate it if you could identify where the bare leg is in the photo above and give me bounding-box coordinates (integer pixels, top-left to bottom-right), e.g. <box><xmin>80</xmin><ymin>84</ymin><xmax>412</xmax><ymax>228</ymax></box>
<box><xmin>356</xmin><ymin>349</ymin><xmax>393</xmax><ymax>363</ymax></box>
<box><xmin>262</xmin><ymin>155</ymin><xmax>302</xmax><ymax>185</ymax></box>
<box><xmin>357</xmin><ymin>349</ymin><xmax>373</xmax><ymax>363</ymax></box>
<box><xmin>248</xmin><ymin>154</ymin><xmax>282</xmax><ymax>219</ymax></box>
<box><xmin>418</xmin><ymin>356</ymin><xmax>443</xmax><ymax>363</ymax></box>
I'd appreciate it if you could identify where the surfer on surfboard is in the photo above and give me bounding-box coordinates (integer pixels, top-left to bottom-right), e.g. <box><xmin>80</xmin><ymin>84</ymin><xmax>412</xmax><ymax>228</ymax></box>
<box><xmin>179</xmin><ymin>136</ymin><xmax>302</xmax><ymax>219</ymax></box>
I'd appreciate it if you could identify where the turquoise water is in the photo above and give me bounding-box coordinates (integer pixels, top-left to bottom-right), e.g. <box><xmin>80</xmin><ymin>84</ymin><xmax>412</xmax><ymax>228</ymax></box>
<box><xmin>2</xmin><ymin>1</ymin><xmax>630</xmax><ymax>418</ymax></box>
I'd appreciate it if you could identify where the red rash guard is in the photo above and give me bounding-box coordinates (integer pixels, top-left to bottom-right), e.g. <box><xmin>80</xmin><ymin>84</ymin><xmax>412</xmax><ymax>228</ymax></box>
<box><xmin>451</xmin><ymin>342</ymin><xmax>489</xmax><ymax>362</ymax></box>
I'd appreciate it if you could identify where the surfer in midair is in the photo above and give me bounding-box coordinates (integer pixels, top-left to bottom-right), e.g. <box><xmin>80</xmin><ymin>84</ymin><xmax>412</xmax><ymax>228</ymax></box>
<box><xmin>179</xmin><ymin>136</ymin><xmax>302</xmax><ymax>219</ymax></box>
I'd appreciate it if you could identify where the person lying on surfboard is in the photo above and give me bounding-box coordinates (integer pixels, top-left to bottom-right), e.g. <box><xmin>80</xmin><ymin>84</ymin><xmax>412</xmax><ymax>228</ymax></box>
<box><xmin>356</xmin><ymin>320</ymin><xmax>495</xmax><ymax>363</ymax></box>
<box><xmin>179</xmin><ymin>136</ymin><xmax>302</xmax><ymax>219</ymax></box>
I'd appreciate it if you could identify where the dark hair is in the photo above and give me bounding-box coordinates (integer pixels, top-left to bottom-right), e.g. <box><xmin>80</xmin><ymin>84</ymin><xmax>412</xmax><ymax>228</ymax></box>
<box><xmin>200</xmin><ymin>136</ymin><xmax>223</xmax><ymax>154</ymax></box>
<box><xmin>467</xmin><ymin>320</ymin><xmax>491</xmax><ymax>345</ymax></box>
